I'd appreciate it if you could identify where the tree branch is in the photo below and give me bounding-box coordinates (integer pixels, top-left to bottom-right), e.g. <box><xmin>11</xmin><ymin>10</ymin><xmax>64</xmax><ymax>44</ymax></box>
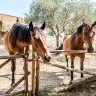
<box><xmin>59</xmin><ymin>21</ymin><xmax>69</xmax><ymax>35</ymax></box>
<box><xmin>56</xmin><ymin>24</ymin><xmax>59</xmax><ymax>33</ymax></box>
<box><xmin>48</xmin><ymin>25</ymin><xmax>56</xmax><ymax>36</ymax></box>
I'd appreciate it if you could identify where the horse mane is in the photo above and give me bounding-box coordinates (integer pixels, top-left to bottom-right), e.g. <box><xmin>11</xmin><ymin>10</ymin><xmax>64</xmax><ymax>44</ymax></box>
<box><xmin>10</xmin><ymin>23</ymin><xmax>30</xmax><ymax>45</ymax></box>
<box><xmin>77</xmin><ymin>24</ymin><xmax>90</xmax><ymax>34</ymax></box>
<box><xmin>33</xmin><ymin>27</ymin><xmax>46</xmax><ymax>39</ymax></box>
<box><xmin>77</xmin><ymin>24</ymin><xmax>83</xmax><ymax>34</ymax></box>
<box><xmin>91</xmin><ymin>21</ymin><xmax>96</xmax><ymax>28</ymax></box>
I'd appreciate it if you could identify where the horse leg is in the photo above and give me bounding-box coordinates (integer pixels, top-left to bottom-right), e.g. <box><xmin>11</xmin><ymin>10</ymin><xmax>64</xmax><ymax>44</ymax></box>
<box><xmin>80</xmin><ymin>58</ymin><xmax>84</xmax><ymax>78</ymax></box>
<box><xmin>11</xmin><ymin>59</ymin><xmax>16</xmax><ymax>86</ymax></box>
<box><xmin>70</xmin><ymin>56</ymin><xmax>75</xmax><ymax>81</ymax></box>
<box><xmin>65</xmin><ymin>54</ymin><xmax>68</xmax><ymax>67</ymax></box>
<box><xmin>65</xmin><ymin>54</ymin><xmax>70</xmax><ymax>75</ymax></box>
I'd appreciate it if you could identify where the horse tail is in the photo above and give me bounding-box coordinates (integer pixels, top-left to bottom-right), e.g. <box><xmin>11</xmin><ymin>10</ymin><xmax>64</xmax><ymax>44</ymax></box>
<box><xmin>55</xmin><ymin>36</ymin><xmax>67</xmax><ymax>55</ymax></box>
<box><xmin>56</xmin><ymin>44</ymin><xmax>63</xmax><ymax>50</ymax></box>
<box><xmin>54</xmin><ymin>44</ymin><xmax>63</xmax><ymax>56</ymax></box>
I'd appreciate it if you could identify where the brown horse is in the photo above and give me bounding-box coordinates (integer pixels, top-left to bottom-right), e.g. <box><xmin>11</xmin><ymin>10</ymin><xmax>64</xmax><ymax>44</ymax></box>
<box><xmin>3</xmin><ymin>21</ymin><xmax>51</xmax><ymax>85</ymax></box>
<box><xmin>0</xmin><ymin>31</ymin><xmax>5</xmax><ymax>41</ymax></box>
<box><xmin>56</xmin><ymin>21</ymin><xmax>96</xmax><ymax>81</ymax></box>
<box><xmin>0</xmin><ymin>29</ymin><xmax>10</xmax><ymax>43</ymax></box>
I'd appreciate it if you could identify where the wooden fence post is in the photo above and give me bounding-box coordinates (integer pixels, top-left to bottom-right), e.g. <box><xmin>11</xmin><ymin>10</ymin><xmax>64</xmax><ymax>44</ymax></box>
<box><xmin>32</xmin><ymin>50</ymin><xmax>36</xmax><ymax>96</ymax></box>
<box><xmin>35</xmin><ymin>58</ymin><xmax>40</xmax><ymax>96</ymax></box>
<box><xmin>24</xmin><ymin>46</ymin><xmax>29</xmax><ymax>96</ymax></box>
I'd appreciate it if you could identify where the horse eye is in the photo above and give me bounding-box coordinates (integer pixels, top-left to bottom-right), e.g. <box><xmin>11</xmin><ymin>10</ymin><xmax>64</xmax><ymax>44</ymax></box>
<box><xmin>33</xmin><ymin>36</ymin><xmax>36</xmax><ymax>39</ymax></box>
<box><xmin>35</xmin><ymin>43</ymin><xmax>38</xmax><ymax>47</ymax></box>
<box><xmin>84</xmin><ymin>33</ymin><xmax>87</xmax><ymax>35</ymax></box>
<box><xmin>32</xmin><ymin>35</ymin><xmax>36</xmax><ymax>39</ymax></box>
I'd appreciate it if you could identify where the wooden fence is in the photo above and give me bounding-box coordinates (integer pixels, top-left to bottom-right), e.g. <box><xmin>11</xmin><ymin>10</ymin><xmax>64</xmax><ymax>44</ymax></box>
<box><xmin>31</xmin><ymin>50</ymin><xmax>96</xmax><ymax>96</ymax></box>
<box><xmin>0</xmin><ymin>49</ymin><xmax>96</xmax><ymax>96</ymax></box>
<box><xmin>0</xmin><ymin>46</ymin><xmax>30</xmax><ymax>96</ymax></box>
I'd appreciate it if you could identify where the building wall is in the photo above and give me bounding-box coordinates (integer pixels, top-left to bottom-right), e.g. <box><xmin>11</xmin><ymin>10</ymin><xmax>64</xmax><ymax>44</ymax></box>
<box><xmin>0</xmin><ymin>21</ymin><xmax>2</xmax><ymax>31</ymax></box>
<box><xmin>0</xmin><ymin>13</ymin><xmax>23</xmax><ymax>25</ymax></box>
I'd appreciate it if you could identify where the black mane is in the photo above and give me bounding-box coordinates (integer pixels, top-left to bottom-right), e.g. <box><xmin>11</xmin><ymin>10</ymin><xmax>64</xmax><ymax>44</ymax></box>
<box><xmin>77</xmin><ymin>24</ymin><xmax>83</xmax><ymax>34</ymax></box>
<box><xmin>10</xmin><ymin>23</ymin><xmax>30</xmax><ymax>45</ymax></box>
<box><xmin>77</xmin><ymin>24</ymin><xmax>90</xmax><ymax>34</ymax></box>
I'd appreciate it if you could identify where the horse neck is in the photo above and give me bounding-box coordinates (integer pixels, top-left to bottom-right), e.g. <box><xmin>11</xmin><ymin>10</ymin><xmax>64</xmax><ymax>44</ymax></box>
<box><xmin>71</xmin><ymin>33</ymin><xmax>85</xmax><ymax>49</ymax></box>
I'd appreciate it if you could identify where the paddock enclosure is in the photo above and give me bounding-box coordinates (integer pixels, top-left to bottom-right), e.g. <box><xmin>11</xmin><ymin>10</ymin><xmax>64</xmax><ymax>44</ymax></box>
<box><xmin>0</xmin><ymin>38</ymin><xmax>96</xmax><ymax>96</ymax></box>
<box><xmin>0</xmin><ymin>46</ymin><xmax>29</xmax><ymax>96</ymax></box>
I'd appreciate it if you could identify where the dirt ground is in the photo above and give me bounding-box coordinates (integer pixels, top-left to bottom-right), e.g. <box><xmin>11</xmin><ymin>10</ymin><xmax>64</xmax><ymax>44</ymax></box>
<box><xmin>0</xmin><ymin>36</ymin><xmax>96</xmax><ymax>96</ymax></box>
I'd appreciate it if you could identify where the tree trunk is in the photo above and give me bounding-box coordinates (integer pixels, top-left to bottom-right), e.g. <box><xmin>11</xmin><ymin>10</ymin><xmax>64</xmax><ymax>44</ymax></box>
<box><xmin>56</xmin><ymin>34</ymin><xmax>59</xmax><ymax>47</ymax></box>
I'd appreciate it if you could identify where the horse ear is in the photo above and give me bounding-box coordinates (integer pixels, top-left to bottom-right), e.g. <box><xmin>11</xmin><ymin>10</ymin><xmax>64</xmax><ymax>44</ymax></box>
<box><xmin>91</xmin><ymin>21</ymin><xmax>96</xmax><ymax>29</ymax></box>
<box><xmin>29</xmin><ymin>21</ymin><xmax>34</xmax><ymax>31</ymax></box>
<box><xmin>82</xmin><ymin>19</ymin><xmax>86</xmax><ymax>26</ymax></box>
<box><xmin>40</xmin><ymin>22</ymin><xmax>46</xmax><ymax>30</ymax></box>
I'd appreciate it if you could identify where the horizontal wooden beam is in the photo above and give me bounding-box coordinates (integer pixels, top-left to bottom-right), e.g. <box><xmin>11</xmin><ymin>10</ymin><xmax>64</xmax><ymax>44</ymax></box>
<box><xmin>55</xmin><ymin>75</ymin><xmax>96</xmax><ymax>92</ymax></box>
<box><xmin>5</xmin><ymin>72</ymin><xmax>30</xmax><ymax>94</ymax></box>
<box><xmin>50</xmin><ymin>50</ymin><xmax>96</xmax><ymax>53</ymax></box>
<box><xmin>4</xmin><ymin>89</ymin><xmax>24</xmax><ymax>96</ymax></box>
<box><xmin>0</xmin><ymin>59</ymin><xmax>11</xmax><ymax>69</ymax></box>
<box><xmin>39</xmin><ymin>60</ymin><xmax>96</xmax><ymax>76</ymax></box>
<box><xmin>0</xmin><ymin>54</ymin><xmax>24</xmax><ymax>59</ymax></box>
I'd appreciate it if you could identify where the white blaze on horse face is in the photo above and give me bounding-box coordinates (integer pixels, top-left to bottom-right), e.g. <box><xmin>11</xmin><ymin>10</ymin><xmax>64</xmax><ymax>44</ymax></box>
<box><xmin>30</xmin><ymin>29</ymin><xmax>51</xmax><ymax>62</ymax></box>
<box><xmin>37</xmin><ymin>36</ymin><xmax>51</xmax><ymax>61</ymax></box>
<box><xmin>85</xmin><ymin>36</ymin><xmax>94</xmax><ymax>53</ymax></box>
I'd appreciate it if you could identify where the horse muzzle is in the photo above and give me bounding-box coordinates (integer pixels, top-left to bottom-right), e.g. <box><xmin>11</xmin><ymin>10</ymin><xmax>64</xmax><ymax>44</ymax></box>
<box><xmin>44</xmin><ymin>56</ymin><xmax>51</xmax><ymax>62</ymax></box>
<box><xmin>87</xmin><ymin>46</ymin><xmax>94</xmax><ymax>53</ymax></box>
<box><xmin>41</xmin><ymin>55</ymin><xmax>51</xmax><ymax>63</ymax></box>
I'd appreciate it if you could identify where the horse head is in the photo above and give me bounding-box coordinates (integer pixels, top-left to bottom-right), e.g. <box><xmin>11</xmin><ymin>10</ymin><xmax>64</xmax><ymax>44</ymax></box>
<box><xmin>29</xmin><ymin>21</ymin><xmax>51</xmax><ymax>62</ymax></box>
<box><xmin>82</xmin><ymin>21</ymin><xmax>96</xmax><ymax>53</ymax></box>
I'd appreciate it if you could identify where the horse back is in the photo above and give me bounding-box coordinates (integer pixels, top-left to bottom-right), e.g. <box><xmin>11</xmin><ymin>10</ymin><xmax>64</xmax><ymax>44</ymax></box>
<box><xmin>3</xmin><ymin>30</ymin><xmax>25</xmax><ymax>54</ymax></box>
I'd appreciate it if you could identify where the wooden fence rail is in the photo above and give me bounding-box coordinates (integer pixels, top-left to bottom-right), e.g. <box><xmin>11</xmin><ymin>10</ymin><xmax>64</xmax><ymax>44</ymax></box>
<box><xmin>0</xmin><ymin>46</ymin><xmax>29</xmax><ymax>96</ymax></box>
<box><xmin>32</xmin><ymin>50</ymin><xmax>96</xmax><ymax>95</ymax></box>
<box><xmin>39</xmin><ymin>60</ymin><xmax>96</xmax><ymax>76</ymax></box>
<box><xmin>0</xmin><ymin>54</ymin><xmax>24</xmax><ymax>59</ymax></box>
<box><xmin>50</xmin><ymin>50</ymin><xmax>96</xmax><ymax>53</ymax></box>
<box><xmin>1</xmin><ymin>49</ymin><xmax>96</xmax><ymax>95</ymax></box>
<box><xmin>0</xmin><ymin>59</ymin><xmax>11</xmax><ymax>69</ymax></box>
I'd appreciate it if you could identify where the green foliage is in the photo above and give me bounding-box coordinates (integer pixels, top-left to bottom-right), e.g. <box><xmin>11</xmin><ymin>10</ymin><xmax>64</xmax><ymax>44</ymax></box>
<box><xmin>24</xmin><ymin>0</ymin><xmax>96</xmax><ymax>46</ymax></box>
<box><xmin>25</xmin><ymin>0</ymin><xmax>96</xmax><ymax>34</ymax></box>
<box><xmin>24</xmin><ymin>0</ymin><xmax>96</xmax><ymax>32</ymax></box>
<box><xmin>2</xmin><ymin>24</ymin><xmax>12</xmax><ymax>31</ymax></box>
<box><xmin>39</xmin><ymin>88</ymin><xmax>53</xmax><ymax>96</ymax></box>
<box><xmin>48</xmin><ymin>31</ymin><xmax>54</xmax><ymax>36</ymax></box>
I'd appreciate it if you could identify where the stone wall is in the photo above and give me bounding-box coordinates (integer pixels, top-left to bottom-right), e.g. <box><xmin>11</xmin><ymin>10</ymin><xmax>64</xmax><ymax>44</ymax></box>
<box><xmin>0</xmin><ymin>13</ymin><xmax>23</xmax><ymax>25</ymax></box>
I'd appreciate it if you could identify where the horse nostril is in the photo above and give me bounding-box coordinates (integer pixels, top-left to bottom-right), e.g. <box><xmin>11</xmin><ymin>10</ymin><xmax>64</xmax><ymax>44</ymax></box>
<box><xmin>44</xmin><ymin>56</ymin><xmax>51</xmax><ymax>62</ymax></box>
<box><xmin>87</xmin><ymin>47</ymin><xmax>94</xmax><ymax>53</ymax></box>
<box><xmin>47</xmin><ymin>56</ymin><xmax>51</xmax><ymax>60</ymax></box>
<box><xmin>87</xmin><ymin>48</ymin><xmax>89</xmax><ymax>52</ymax></box>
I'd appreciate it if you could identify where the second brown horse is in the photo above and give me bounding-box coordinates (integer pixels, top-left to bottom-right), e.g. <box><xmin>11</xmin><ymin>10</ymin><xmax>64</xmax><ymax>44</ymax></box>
<box><xmin>56</xmin><ymin>21</ymin><xmax>96</xmax><ymax>81</ymax></box>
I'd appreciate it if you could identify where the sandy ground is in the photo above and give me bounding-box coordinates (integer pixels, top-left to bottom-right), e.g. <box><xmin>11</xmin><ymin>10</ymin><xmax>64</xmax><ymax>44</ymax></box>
<box><xmin>0</xmin><ymin>36</ymin><xmax>96</xmax><ymax>96</ymax></box>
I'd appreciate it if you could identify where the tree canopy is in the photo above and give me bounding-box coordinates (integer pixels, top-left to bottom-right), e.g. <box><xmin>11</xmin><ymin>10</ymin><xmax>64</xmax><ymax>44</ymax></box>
<box><xmin>24</xmin><ymin>0</ymin><xmax>96</xmax><ymax>47</ymax></box>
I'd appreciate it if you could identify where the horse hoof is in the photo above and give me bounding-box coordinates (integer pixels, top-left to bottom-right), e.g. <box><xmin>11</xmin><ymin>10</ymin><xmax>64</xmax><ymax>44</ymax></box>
<box><xmin>67</xmin><ymin>72</ymin><xmax>70</xmax><ymax>76</ymax></box>
<box><xmin>66</xmin><ymin>71</ymin><xmax>70</xmax><ymax>76</ymax></box>
<box><xmin>11</xmin><ymin>83</ymin><xmax>15</xmax><ymax>86</ymax></box>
